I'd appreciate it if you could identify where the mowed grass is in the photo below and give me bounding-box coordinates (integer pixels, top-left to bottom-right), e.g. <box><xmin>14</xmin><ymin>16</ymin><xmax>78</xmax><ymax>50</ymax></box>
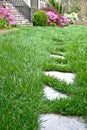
<box><xmin>0</xmin><ymin>26</ymin><xmax>87</xmax><ymax>129</ymax></box>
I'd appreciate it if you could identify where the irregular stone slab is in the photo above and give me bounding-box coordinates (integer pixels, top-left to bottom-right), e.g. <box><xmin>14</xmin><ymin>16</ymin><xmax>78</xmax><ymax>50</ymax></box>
<box><xmin>39</xmin><ymin>114</ymin><xmax>87</xmax><ymax>130</ymax></box>
<box><xmin>50</xmin><ymin>54</ymin><xmax>64</xmax><ymax>59</ymax></box>
<box><xmin>43</xmin><ymin>85</ymin><xmax>67</xmax><ymax>100</ymax></box>
<box><xmin>45</xmin><ymin>71</ymin><xmax>75</xmax><ymax>84</ymax></box>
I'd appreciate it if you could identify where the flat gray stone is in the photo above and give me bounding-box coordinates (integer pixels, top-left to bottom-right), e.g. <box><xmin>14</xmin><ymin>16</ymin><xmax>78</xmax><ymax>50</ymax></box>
<box><xmin>50</xmin><ymin>54</ymin><xmax>64</xmax><ymax>59</ymax></box>
<box><xmin>39</xmin><ymin>114</ymin><xmax>87</xmax><ymax>130</ymax></box>
<box><xmin>45</xmin><ymin>71</ymin><xmax>75</xmax><ymax>84</ymax></box>
<box><xmin>43</xmin><ymin>85</ymin><xmax>67</xmax><ymax>100</ymax></box>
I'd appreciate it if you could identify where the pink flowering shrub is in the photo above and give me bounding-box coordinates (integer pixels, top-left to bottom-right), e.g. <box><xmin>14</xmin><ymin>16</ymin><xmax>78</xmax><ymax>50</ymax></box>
<box><xmin>0</xmin><ymin>6</ymin><xmax>16</xmax><ymax>28</ymax></box>
<box><xmin>84</xmin><ymin>21</ymin><xmax>87</xmax><ymax>26</ymax></box>
<box><xmin>41</xmin><ymin>7</ymin><xmax>70</xmax><ymax>27</ymax></box>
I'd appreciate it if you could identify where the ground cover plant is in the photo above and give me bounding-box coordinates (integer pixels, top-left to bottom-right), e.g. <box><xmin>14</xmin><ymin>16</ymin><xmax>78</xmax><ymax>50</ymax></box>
<box><xmin>0</xmin><ymin>26</ymin><xmax>87</xmax><ymax>129</ymax></box>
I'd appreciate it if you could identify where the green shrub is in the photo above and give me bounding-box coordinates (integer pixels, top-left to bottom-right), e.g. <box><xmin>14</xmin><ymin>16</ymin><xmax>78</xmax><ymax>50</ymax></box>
<box><xmin>50</xmin><ymin>22</ymin><xmax>57</xmax><ymax>27</ymax></box>
<box><xmin>32</xmin><ymin>10</ymin><xmax>48</xmax><ymax>26</ymax></box>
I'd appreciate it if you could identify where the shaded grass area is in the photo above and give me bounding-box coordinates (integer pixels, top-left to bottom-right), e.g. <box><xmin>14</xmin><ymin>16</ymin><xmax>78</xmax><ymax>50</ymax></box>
<box><xmin>0</xmin><ymin>26</ymin><xmax>87</xmax><ymax>129</ymax></box>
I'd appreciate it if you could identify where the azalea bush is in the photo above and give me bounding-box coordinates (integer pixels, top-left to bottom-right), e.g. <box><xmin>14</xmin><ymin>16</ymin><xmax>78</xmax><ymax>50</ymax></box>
<box><xmin>41</xmin><ymin>7</ymin><xmax>70</xmax><ymax>27</ymax></box>
<box><xmin>0</xmin><ymin>6</ymin><xmax>16</xmax><ymax>29</ymax></box>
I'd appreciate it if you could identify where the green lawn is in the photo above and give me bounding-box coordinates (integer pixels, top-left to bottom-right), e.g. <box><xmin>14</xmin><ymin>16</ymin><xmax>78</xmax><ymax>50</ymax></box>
<box><xmin>0</xmin><ymin>26</ymin><xmax>87</xmax><ymax>129</ymax></box>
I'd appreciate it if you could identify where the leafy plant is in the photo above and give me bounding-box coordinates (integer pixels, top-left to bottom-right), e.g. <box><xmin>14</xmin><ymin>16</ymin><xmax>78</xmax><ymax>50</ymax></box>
<box><xmin>32</xmin><ymin>10</ymin><xmax>48</xmax><ymax>26</ymax></box>
<box><xmin>41</xmin><ymin>7</ymin><xmax>70</xmax><ymax>27</ymax></box>
<box><xmin>0</xmin><ymin>18</ymin><xmax>8</xmax><ymax>29</ymax></box>
<box><xmin>46</xmin><ymin>0</ymin><xmax>64</xmax><ymax>13</ymax></box>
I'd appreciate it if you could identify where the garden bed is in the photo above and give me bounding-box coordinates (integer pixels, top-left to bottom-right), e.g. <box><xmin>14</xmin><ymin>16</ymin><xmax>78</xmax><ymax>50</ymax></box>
<box><xmin>0</xmin><ymin>28</ymin><xmax>18</xmax><ymax>34</ymax></box>
<box><xmin>0</xmin><ymin>29</ymin><xmax>8</xmax><ymax>34</ymax></box>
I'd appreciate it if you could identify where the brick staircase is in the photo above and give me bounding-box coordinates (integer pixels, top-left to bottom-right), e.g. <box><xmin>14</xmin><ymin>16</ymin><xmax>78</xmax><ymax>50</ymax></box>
<box><xmin>2</xmin><ymin>0</ymin><xmax>32</xmax><ymax>26</ymax></box>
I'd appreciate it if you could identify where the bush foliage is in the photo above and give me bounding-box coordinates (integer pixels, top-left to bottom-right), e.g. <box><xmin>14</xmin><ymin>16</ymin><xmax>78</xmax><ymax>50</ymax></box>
<box><xmin>32</xmin><ymin>10</ymin><xmax>48</xmax><ymax>26</ymax></box>
<box><xmin>64</xmin><ymin>12</ymin><xmax>79</xmax><ymax>24</ymax></box>
<box><xmin>46</xmin><ymin>0</ymin><xmax>64</xmax><ymax>13</ymax></box>
<box><xmin>50</xmin><ymin>22</ymin><xmax>57</xmax><ymax>27</ymax></box>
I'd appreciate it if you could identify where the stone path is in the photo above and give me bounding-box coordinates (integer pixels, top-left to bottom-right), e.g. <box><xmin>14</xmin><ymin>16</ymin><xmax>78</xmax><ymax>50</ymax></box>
<box><xmin>39</xmin><ymin>114</ymin><xmax>87</xmax><ymax>130</ymax></box>
<box><xmin>43</xmin><ymin>85</ymin><xmax>67</xmax><ymax>100</ymax></box>
<box><xmin>50</xmin><ymin>54</ymin><xmax>64</xmax><ymax>59</ymax></box>
<box><xmin>45</xmin><ymin>71</ymin><xmax>75</xmax><ymax>84</ymax></box>
<box><xmin>39</xmin><ymin>54</ymin><xmax>87</xmax><ymax>130</ymax></box>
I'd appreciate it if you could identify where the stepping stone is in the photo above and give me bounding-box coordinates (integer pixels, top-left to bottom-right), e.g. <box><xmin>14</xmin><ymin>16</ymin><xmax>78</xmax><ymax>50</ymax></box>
<box><xmin>39</xmin><ymin>114</ymin><xmax>87</xmax><ymax>130</ymax></box>
<box><xmin>45</xmin><ymin>71</ymin><xmax>75</xmax><ymax>84</ymax></box>
<box><xmin>43</xmin><ymin>85</ymin><xmax>67</xmax><ymax>100</ymax></box>
<box><xmin>50</xmin><ymin>54</ymin><xmax>64</xmax><ymax>59</ymax></box>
